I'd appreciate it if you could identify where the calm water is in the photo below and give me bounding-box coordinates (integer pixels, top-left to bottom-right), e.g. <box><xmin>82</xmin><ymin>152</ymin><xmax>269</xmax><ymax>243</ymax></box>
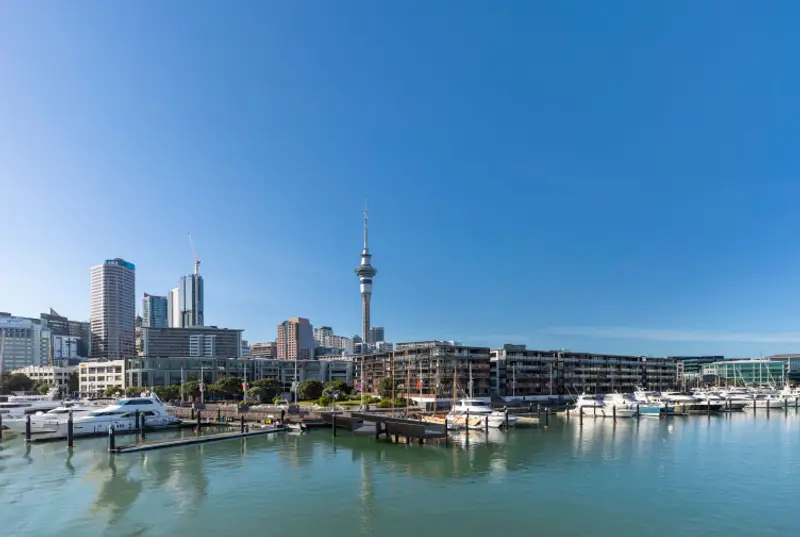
<box><xmin>1</xmin><ymin>412</ymin><xmax>798</xmax><ymax>536</ymax></box>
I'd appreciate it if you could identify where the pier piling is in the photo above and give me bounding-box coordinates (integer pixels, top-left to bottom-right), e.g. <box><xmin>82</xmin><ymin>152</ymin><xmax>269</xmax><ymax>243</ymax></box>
<box><xmin>544</xmin><ymin>408</ymin><xmax>549</xmax><ymax>429</ymax></box>
<box><xmin>140</xmin><ymin>414</ymin><xmax>146</xmax><ymax>441</ymax></box>
<box><xmin>0</xmin><ymin>413</ymin><xmax>3</xmax><ymax>440</ymax></box>
<box><xmin>107</xmin><ymin>425</ymin><xmax>116</xmax><ymax>452</ymax></box>
<box><xmin>67</xmin><ymin>411</ymin><xmax>74</xmax><ymax>448</ymax></box>
<box><xmin>636</xmin><ymin>404</ymin><xmax>640</xmax><ymax>419</ymax></box>
<box><xmin>767</xmin><ymin>402</ymin><xmax>770</xmax><ymax>416</ymax></box>
<box><xmin>504</xmin><ymin>409</ymin><xmax>509</xmax><ymax>429</ymax></box>
<box><xmin>25</xmin><ymin>415</ymin><xmax>31</xmax><ymax>443</ymax></box>
<box><xmin>240</xmin><ymin>416</ymin><xmax>245</xmax><ymax>434</ymax></box>
<box><xmin>593</xmin><ymin>405</ymin><xmax>596</xmax><ymax>417</ymax></box>
<box><xmin>707</xmin><ymin>399</ymin><xmax>711</xmax><ymax>417</ymax></box>
<box><xmin>785</xmin><ymin>399</ymin><xmax>788</xmax><ymax>414</ymax></box>
<box><xmin>197</xmin><ymin>410</ymin><xmax>202</xmax><ymax>430</ymax></box>
<box><xmin>612</xmin><ymin>405</ymin><xmax>616</xmax><ymax>421</ymax></box>
<box><xmin>217</xmin><ymin>408</ymin><xmax>222</xmax><ymax>422</ymax></box>
<box><xmin>579</xmin><ymin>407</ymin><xmax>584</xmax><ymax>426</ymax></box>
<box><xmin>331</xmin><ymin>414</ymin><xmax>337</xmax><ymax>437</ymax></box>
<box><xmin>484</xmin><ymin>415</ymin><xmax>489</xmax><ymax>433</ymax></box>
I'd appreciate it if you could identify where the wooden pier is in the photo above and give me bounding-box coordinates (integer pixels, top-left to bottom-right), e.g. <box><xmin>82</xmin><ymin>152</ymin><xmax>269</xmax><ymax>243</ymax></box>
<box><xmin>321</xmin><ymin>411</ymin><xmax>449</xmax><ymax>445</ymax></box>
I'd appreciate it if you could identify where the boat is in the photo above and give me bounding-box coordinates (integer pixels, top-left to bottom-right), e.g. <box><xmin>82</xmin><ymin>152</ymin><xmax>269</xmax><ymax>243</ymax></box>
<box><xmin>567</xmin><ymin>394</ymin><xmax>605</xmax><ymax>416</ymax></box>
<box><xmin>0</xmin><ymin>388</ymin><xmax>64</xmax><ymax>420</ymax></box>
<box><xmin>2</xmin><ymin>400</ymin><xmax>102</xmax><ymax>434</ymax></box>
<box><xmin>568</xmin><ymin>394</ymin><xmax>638</xmax><ymax>418</ymax></box>
<box><xmin>285</xmin><ymin>423</ymin><xmax>307</xmax><ymax>433</ymax></box>
<box><xmin>661</xmin><ymin>391</ymin><xmax>723</xmax><ymax>414</ymax></box>
<box><xmin>15</xmin><ymin>392</ymin><xmax>180</xmax><ymax>438</ymax></box>
<box><xmin>692</xmin><ymin>390</ymin><xmax>747</xmax><ymax>411</ymax></box>
<box><xmin>446</xmin><ymin>398</ymin><xmax>518</xmax><ymax>429</ymax></box>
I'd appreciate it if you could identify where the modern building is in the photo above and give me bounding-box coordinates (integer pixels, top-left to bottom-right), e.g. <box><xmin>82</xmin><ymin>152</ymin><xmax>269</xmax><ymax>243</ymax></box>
<box><xmin>313</xmin><ymin>326</ymin><xmax>354</xmax><ymax>354</ymax></box>
<box><xmin>353</xmin><ymin>341</ymin><xmax>492</xmax><ymax>401</ymax></box>
<box><xmin>167</xmin><ymin>287</ymin><xmax>180</xmax><ymax>328</ymax></box>
<box><xmin>40</xmin><ymin>310</ymin><xmax>91</xmax><ymax>358</ymax></box>
<box><xmin>77</xmin><ymin>359</ymin><xmax>126</xmax><ymax>396</ymax></box>
<box><xmin>142</xmin><ymin>293</ymin><xmax>169</xmax><ymax>328</ymax></box>
<box><xmin>251</xmin><ymin>341</ymin><xmax>277</xmax><ymax>359</ymax></box>
<box><xmin>124</xmin><ymin>356</ymin><xmax>353</xmax><ymax>391</ymax></box>
<box><xmin>140</xmin><ymin>327</ymin><xmax>242</xmax><ymax>358</ymax></box>
<box><xmin>355</xmin><ymin>205</ymin><xmax>377</xmax><ymax>345</ymax></box>
<box><xmin>53</xmin><ymin>335</ymin><xmax>80</xmax><ymax>361</ymax></box>
<box><xmin>0</xmin><ymin>314</ymin><xmax>52</xmax><ymax>370</ymax></box>
<box><xmin>179</xmin><ymin>274</ymin><xmax>204</xmax><ymax>327</ymax></box>
<box><xmin>314</xmin><ymin>326</ymin><xmax>334</xmax><ymax>346</ymax></box>
<box><xmin>277</xmin><ymin>317</ymin><xmax>315</xmax><ymax>360</ymax></box>
<box><xmin>701</xmin><ymin>359</ymin><xmax>786</xmax><ymax>386</ymax></box>
<box><xmin>367</xmin><ymin>326</ymin><xmax>385</xmax><ymax>345</ymax></box>
<box><xmin>241</xmin><ymin>339</ymin><xmax>251</xmax><ymax>357</ymax></box>
<box><xmin>489</xmin><ymin>345</ymin><xmax>677</xmax><ymax>398</ymax></box>
<box><xmin>671</xmin><ymin>356</ymin><xmax>725</xmax><ymax>386</ymax></box>
<box><xmin>90</xmin><ymin>258</ymin><xmax>136</xmax><ymax>360</ymax></box>
<box><xmin>765</xmin><ymin>354</ymin><xmax>800</xmax><ymax>383</ymax></box>
<box><xmin>12</xmin><ymin>364</ymin><xmax>77</xmax><ymax>391</ymax></box>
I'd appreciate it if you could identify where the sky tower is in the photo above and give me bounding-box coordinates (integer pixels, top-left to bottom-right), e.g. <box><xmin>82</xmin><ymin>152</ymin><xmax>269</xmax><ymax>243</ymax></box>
<box><xmin>355</xmin><ymin>204</ymin><xmax>377</xmax><ymax>345</ymax></box>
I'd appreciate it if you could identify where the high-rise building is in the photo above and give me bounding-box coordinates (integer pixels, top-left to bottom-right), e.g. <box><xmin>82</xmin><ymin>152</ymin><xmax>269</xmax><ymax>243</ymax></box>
<box><xmin>142</xmin><ymin>293</ymin><xmax>169</xmax><ymax>328</ymax></box>
<box><xmin>140</xmin><ymin>326</ymin><xmax>241</xmax><ymax>358</ymax></box>
<box><xmin>179</xmin><ymin>274</ymin><xmax>204</xmax><ymax>327</ymax></box>
<box><xmin>167</xmin><ymin>287</ymin><xmax>180</xmax><ymax>328</ymax></box>
<box><xmin>367</xmin><ymin>326</ymin><xmax>385</xmax><ymax>345</ymax></box>
<box><xmin>0</xmin><ymin>314</ymin><xmax>52</xmax><ymax>370</ymax></box>
<box><xmin>314</xmin><ymin>326</ymin><xmax>334</xmax><ymax>346</ymax></box>
<box><xmin>90</xmin><ymin>258</ymin><xmax>136</xmax><ymax>360</ymax></box>
<box><xmin>355</xmin><ymin>205</ymin><xmax>377</xmax><ymax>346</ymax></box>
<box><xmin>277</xmin><ymin>317</ymin><xmax>315</xmax><ymax>360</ymax></box>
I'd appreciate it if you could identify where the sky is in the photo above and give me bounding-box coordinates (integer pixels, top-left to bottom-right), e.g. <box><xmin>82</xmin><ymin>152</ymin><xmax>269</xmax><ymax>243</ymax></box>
<box><xmin>2</xmin><ymin>2</ymin><xmax>800</xmax><ymax>358</ymax></box>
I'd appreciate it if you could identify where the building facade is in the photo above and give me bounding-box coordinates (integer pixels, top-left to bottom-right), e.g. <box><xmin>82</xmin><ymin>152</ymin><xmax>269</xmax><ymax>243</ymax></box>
<box><xmin>142</xmin><ymin>293</ymin><xmax>169</xmax><ymax>328</ymax></box>
<box><xmin>0</xmin><ymin>314</ymin><xmax>52</xmax><ymax>370</ymax></box>
<box><xmin>765</xmin><ymin>354</ymin><xmax>800</xmax><ymax>384</ymax></box>
<box><xmin>179</xmin><ymin>274</ymin><xmax>204</xmax><ymax>327</ymax></box>
<box><xmin>12</xmin><ymin>364</ymin><xmax>76</xmax><ymax>391</ymax></box>
<box><xmin>277</xmin><ymin>317</ymin><xmax>315</xmax><ymax>360</ymax></box>
<box><xmin>53</xmin><ymin>335</ymin><xmax>80</xmax><ymax>360</ymax></box>
<box><xmin>313</xmin><ymin>326</ymin><xmax>354</xmax><ymax>354</ymax></box>
<box><xmin>489</xmin><ymin>345</ymin><xmax>677</xmax><ymax>398</ymax></box>
<box><xmin>251</xmin><ymin>341</ymin><xmax>277</xmax><ymax>359</ymax></box>
<box><xmin>702</xmin><ymin>359</ymin><xmax>786</xmax><ymax>386</ymax></box>
<box><xmin>367</xmin><ymin>326</ymin><xmax>385</xmax><ymax>345</ymax></box>
<box><xmin>140</xmin><ymin>327</ymin><xmax>242</xmax><ymax>358</ymax></box>
<box><xmin>90</xmin><ymin>258</ymin><xmax>136</xmax><ymax>360</ymax></box>
<box><xmin>167</xmin><ymin>287</ymin><xmax>180</xmax><ymax>328</ymax></box>
<box><xmin>671</xmin><ymin>356</ymin><xmax>724</xmax><ymax>386</ymax></box>
<box><xmin>78</xmin><ymin>359</ymin><xmax>126</xmax><ymax>396</ymax></box>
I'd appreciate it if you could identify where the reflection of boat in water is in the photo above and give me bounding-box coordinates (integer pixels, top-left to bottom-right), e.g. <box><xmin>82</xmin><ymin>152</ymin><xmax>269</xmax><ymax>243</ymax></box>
<box><xmin>285</xmin><ymin>423</ymin><xmax>307</xmax><ymax>433</ymax></box>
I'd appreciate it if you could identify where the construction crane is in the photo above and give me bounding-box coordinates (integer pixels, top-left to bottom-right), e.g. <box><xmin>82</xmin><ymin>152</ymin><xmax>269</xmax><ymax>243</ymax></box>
<box><xmin>187</xmin><ymin>232</ymin><xmax>201</xmax><ymax>276</ymax></box>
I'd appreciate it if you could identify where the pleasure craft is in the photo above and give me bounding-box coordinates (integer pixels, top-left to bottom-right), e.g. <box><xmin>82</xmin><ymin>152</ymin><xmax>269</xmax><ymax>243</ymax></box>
<box><xmin>0</xmin><ymin>388</ymin><xmax>63</xmax><ymax>420</ymax></box>
<box><xmin>661</xmin><ymin>391</ymin><xmax>723</xmax><ymax>413</ymax></box>
<box><xmin>601</xmin><ymin>393</ymin><xmax>639</xmax><ymax>418</ymax></box>
<box><xmin>567</xmin><ymin>394</ymin><xmax>605</xmax><ymax>416</ymax></box>
<box><xmin>35</xmin><ymin>393</ymin><xmax>180</xmax><ymax>438</ymax></box>
<box><xmin>2</xmin><ymin>401</ymin><xmax>100</xmax><ymax>434</ymax></box>
<box><xmin>446</xmin><ymin>399</ymin><xmax>518</xmax><ymax>429</ymax></box>
<box><xmin>692</xmin><ymin>391</ymin><xmax>747</xmax><ymax>411</ymax></box>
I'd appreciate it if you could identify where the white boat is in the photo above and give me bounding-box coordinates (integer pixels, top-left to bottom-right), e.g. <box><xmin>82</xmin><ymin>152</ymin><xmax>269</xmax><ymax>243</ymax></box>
<box><xmin>285</xmin><ymin>423</ymin><xmax>307</xmax><ymax>433</ymax></box>
<box><xmin>661</xmin><ymin>391</ymin><xmax>723</xmax><ymax>413</ymax></box>
<box><xmin>2</xmin><ymin>401</ymin><xmax>100</xmax><ymax>434</ymax></box>
<box><xmin>568</xmin><ymin>394</ymin><xmax>638</xmax><ymax>418</ymax></box>
<box><xmin>19</xmin><ymin>392</ymin><xmax>180</xmax><ymax>438</ymax></box>
<box><xmin>446</xmin><ymin>399</ymin><xmax>518</xmax><ymax>429</ymax></box>
<box><xmin>567</xmin><ymin>394</ymin><xmax>605</xmax><ymax>416</ymax></box>
<box><xmin>0</xmin><ymin>388</ymin><xmax>64</xmax><ymax>420</ymax></box>
<box><xmin>692</xmin><ymin>390</ymin><xmax>747</xmax><ymax>411</ymax></box>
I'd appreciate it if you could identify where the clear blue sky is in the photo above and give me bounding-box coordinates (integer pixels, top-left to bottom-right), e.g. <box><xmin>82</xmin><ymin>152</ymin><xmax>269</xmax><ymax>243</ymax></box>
<box><xmin>2</xmin><ymin>2</ymin><xmax>800</xmax><ymax>357</ymax></box>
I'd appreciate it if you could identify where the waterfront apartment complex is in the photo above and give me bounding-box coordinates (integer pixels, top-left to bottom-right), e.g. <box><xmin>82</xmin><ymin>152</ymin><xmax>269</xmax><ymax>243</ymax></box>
<box><xmin>142</xmin><ymin>293</ymin><xmax>169</xmax><ymax>328</ymax></box>
<box><xmin>0</xmin><ymin>314</ymin><xmax>52</xmax><ymax>371</ymax></box>
<box><xmin>90</xmin><ymin>258</ymin><xmax>136</xmax><ymax>360</ymax></box>
<box><xmin>140</xmin><ymin>327</ymin><xmax>242</xmax><ymax>358</ymax></box>
<box><xmin>277</xmin><ymin>317</ymin><xmax>315</xmax><ymax>360</ymax></box>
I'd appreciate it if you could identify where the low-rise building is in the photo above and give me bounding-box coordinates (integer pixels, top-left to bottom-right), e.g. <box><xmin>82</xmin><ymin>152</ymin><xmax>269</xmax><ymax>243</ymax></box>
<box><xmin>78</xmin><ymin>359</ymin><xmax>126</xmax><ymax>396</ymax></box>
<box><xmin>702</xmin><ymin>359</ymin><xmax>786</xmax><ymax>386</ymax></box>
<box><xmin>0</xmin><ymin>314</ymin><xmax>51</xmax><ymax>370</ymax></box>
<box><xmin>11</xmin><ymin>364</ymin><xmax>77</xmax><ymax>391</ymax></box>
<box><xmin>251</xmin><ymin>341</ymin><xmax>277</xmax><ymax>359</ymax></box>
<box><xmin>765</xmin><ymin>354</ymin><xmax>800</xmax><ymax>384</ymax></box>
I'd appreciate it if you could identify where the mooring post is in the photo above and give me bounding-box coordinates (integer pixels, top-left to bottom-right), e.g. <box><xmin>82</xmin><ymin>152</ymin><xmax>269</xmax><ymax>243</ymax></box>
<box><xmin>484</xmin><ymin>415</ymin><xmax>489</xmax><ymax>433</ymax></box>
<box><xmin>613</xmin><ymin>405</ymin><xmax>617</xmax><ymax>421</ymax></box>
<box><xmin>785</xmin><ymin>399</ymin><xmax>788</xmax><ymax>414</ymax></box>
<box><xmin>67</xmin><ymin>410</ymin><xmax>74</xmax><ymax>449</ymax></box>
<box><xmin>707</xmin><ymin>398</ymin><xmax>711</xmax><ymax>417</ymax></box>
<box><xmin>465</xmin><ymin>410</ymin><xmax>470</xmax><ymax>439</ymax></box>
<box><xmin>537</xmin><ymin>404</ymin><xmax>542</xmax><ymax>420</ymax></box>
<box><xmin>135</xmin><ymin>410</ymin><xmax>140</xmax><ymax>434</ymax></box>
<box><xmin>0</xmin><ymin>413</ymin><xmax>3</xmax><ymax>441</ymax></box>
<box><xmin>25</xmin><ymin>414</ymin><xmax>31</xmax><ymax>443</ymax></box>
<box><xmin>636</xmin><ymin>404</ymin><xmax>640</xmax><ymax>419</ymax></box>
<box><xmin>107</xmin><ymin>425</ymin><xmax>116</xmax><ymax>452</ymax></box>
<box><xmin>753</xmin><ymin>400</ymin><xmax>756</xmax><ymax>415</ymax></box>
<box><xmin>504</xmin><ymin>409</ymin><xmax>509</xmax><ymax>429</ymax></box>
<box><xmin>593</xmin><ymin>405</ymin><xmax>596</xmax><ymax>417</ymax></box>
<box><xmin>332</xmin><ymin>414</ymin><xmax>337</xmax><ymax>436</ymax></box>
<box><xmin>240</xmin><ymin>415</ymin><xmax>245</xmax><ymax>434</ymax></box>
<box><xmin>767</xmin><ymin>400</ymin><xmax>770</xmax><ymax>416</ymax></box>
<box><xmin>394</xmin><ymin>434</ymin><xmax>399</xmax><ymax>443</ymax></box>
<box><xmin>375</xmin><ymin>421</ymin><xmax>381</xmax><ymax>440</ymax></box>
<box><xmin>218</xmin><ymin>408</ymin><xmax>222</xmax><ymax>422</ymax></box>
<box><xmin>579</xmin><ymin>407</ymin><xmax>584</xmax><ymax>426</ymax></box>
<box><xmin>191</xmin><ymin>406</ymin><xmax>195</xmax><ymax>420</ymax></box>
<box><xmin>544</xmin><ymin>407</ymin><xmax>549</xmax><ymax>429</ymax></box>
<box><xmin>795</xmin><ymin>397</ymin><xmax>798</xmax><ymax>410</ymax></box>
<box><xmin>140</xmin><ymin>414</ymin><xmax>146</xmax><ymax>441</ymax></box>
<box><xmin>197</xmin><ymin>410</ymin><xmax>202</xmax><ymax>431</ymax></box>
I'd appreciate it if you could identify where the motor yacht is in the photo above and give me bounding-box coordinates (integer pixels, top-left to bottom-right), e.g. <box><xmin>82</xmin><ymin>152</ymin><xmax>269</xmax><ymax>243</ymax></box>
<box><xmin>692</xmin><ymin>391</ymin><xmax>747</xmax><ymax>411</ymax></box>
<box><xmin>0</xmin><ymin>388</ymin><xmax>64</xmax><ymax>420</ymax></box>
<box><xmin>567</xmin><ymin>394</ymin><xmax>605</xmax><ymax>416</ymax></box>
<box><xmin>661</xmin><ymin>391</ymin><xmax>723</xmax><ymax>413</ymax></box>
<box><xmin>446</xmin><ymin>399</ymin><xmax>518</xmax><ymax>429</ymax></box>
<box><xmin>2</xmin><ymin>400</ymin><xmax>100</xmax><ymax>434</ymax></box>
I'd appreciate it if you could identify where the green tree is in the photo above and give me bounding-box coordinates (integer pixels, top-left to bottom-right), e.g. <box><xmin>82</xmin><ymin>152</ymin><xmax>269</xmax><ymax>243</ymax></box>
<box><xmin>35</xmin><ymin>382</ymin><xmax>52</xmax><ymax>395</ymax></box>
<box><xmin>247</xmin><ymin>386</ymin><xmax>268</xmax><ymax>402</ymax></box>
<box><xmin>252</xmin><ymin>378</ymin><xmax>281</xmax><ymax>400</ymax></box>
<box><xmin>103</xmin><ymin>385</ymin><xmax>122</xmax><ymax>397</ymax></box>
<box><xmin>324</xmin><ymin>380</ymin><xmax>348</xmax><ymax>395</ymax></box>
<box><xmin>214</xmin><ymin>376</ymin><xmax>243</xmax><ymax>398</ymax></box>
<box><xmin>125</xmin><ymin>386</ymin><xmax>142</xmax><ymax>397</ymax></box>
<box><xmin>153</xmin><ymin>385</ymin><xmax>180</xmax><ymax>401</ymax></box>
<box><xmin>272</xmin><ymin>395</ymin><xmax>284</xmax><ymax>405</ymax></box>
<box><xmin>378</xmin><ymin>377</ymin><xmax>395</xmax><ymax>399</ymax></box>
<box><xmin>183</xmin><ymin>381</ymin><xmax>201</xmax><ymax>399</ymax></box>
<box><xmin>298</xmin><ymin>379</ymin><xmax>323</xmax><ymax>401</ymax></box>
<box><xmin>0</xmin><ymin>373</ymin><xmax>35</xmax><ymax>394</ymax></box>
<box><xmin>318</xmin><ymin>395</ymin><xmax>333</xmax><ymax>407</ymax></box>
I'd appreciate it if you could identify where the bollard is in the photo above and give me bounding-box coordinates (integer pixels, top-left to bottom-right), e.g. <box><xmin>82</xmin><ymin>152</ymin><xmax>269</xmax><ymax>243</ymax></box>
<box><xmin>0</xmin><ymin>413</ymin><xmax>3</xmax><ymax>441</ymax></box>
<box><xmin>636</xmin><ymin>404</ymin><xmax>640</xmax><ymax>419</ymax></box>
<box><xmin>613</xmin><ymin>405</ymin><xmax>617</xmax><ymax>421</ymax></box>
<box><xmin>484</xmin><ymin>415</ymin><xmax>489</xmax><ymax>433</ymax></box>
<box><xmin>504</xmin><ymin>409</ymin><xmax>509</xmax><ymax>429</ymax></box>
<box><xmin>218</xmin><ymin>408</ymin><xmax>222</xmax><ymax>422</ymax></box>
<box><xmin>544</xmin><ymin>408</ymin><xmax>549</xmax><ymax>429</ymax></box>
<box><xmin>67</xmin><ymin>410</ymin><xmax>74</xmax><ymax>448</ymax></box>
<box><xmin>25</xmin><ymin>414</ymin><xmax>31</xmax><ymax>443</ymax></box>
<box><xmin>196</xmin><ymin>410</ymin><xmax>202</xmax><ymax>430</ymax></box>
<box><xmin>107</xmin><ymin>425</ymin><xmax>116</xmax><ymax>452</ymax></box>
<box><xmin>579</xmin><ymin>406</ymin><xmax>584</xmax><ymax>426</ymax></box>
<box><xmin>240</xmin><ymin>415</ymin><xmax>245</xmax><ymax>434</ymax></box>
<box><xmin>707</xmin><ymin>399</ymin><xmax>711</xmax><ymax>417</ymax></box>
<box><xmin>331</xmin><ymin>414</ymin><xmax>337</xmax><ymax>437</ymax></box>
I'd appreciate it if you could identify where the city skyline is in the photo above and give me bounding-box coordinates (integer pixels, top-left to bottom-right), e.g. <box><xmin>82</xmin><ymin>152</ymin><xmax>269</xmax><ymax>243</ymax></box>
<box><xmin>4</xmin><ymin>4</ymin><xmax>800</xmax><ymax>357</ymax></box>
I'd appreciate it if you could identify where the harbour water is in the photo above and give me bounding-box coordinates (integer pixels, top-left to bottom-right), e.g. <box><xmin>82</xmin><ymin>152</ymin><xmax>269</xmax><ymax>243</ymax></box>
<box><xmin>1</xmin><ymin>412</ymin><xmax>798</xmax><ymax>536</ymax></box>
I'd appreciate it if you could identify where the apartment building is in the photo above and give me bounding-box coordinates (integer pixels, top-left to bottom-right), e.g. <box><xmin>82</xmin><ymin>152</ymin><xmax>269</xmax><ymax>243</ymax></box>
<box><xmin>78</xmin><ymin>359</ymin><xmax>126</xmax><ymax>396</ymax></box>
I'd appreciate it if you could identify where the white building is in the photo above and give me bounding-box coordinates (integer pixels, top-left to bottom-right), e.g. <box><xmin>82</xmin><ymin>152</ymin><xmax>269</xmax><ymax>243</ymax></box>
<box><xmin>167</xmin><ymin>287</ymin><xmax>181</xmax><ymax>328</ymax></box>
<box><xmin>0</xmin><ymin>314</ymin><xmax>51</xmax><ymax>371</ymax></box>
<box><xmin>78</xmin><ymin>359</ymin><xmax>126</xmax><ymax>396</ymax></box>
<box><xmin>90</xmin><ymin>258</ymin><xmax>136</xmax><ymax>360</ymax></box>
<box><xmin>12</xmin><ymin>364</ymin><xmax>77</xmax><ymax>391</ymax></box>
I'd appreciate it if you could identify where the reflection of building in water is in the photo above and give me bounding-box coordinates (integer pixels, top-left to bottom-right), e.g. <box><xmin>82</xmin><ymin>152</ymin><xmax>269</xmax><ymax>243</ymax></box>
<box><xmin>359</xmin><ymin>456</ymin><xmax>374</xmax><ymax>535</ymax></box>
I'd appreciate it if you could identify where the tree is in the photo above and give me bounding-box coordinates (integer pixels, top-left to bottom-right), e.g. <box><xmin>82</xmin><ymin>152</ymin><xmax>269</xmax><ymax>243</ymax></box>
<box><xmin>0</xmin><ymin>373</ymin><xmax>34</xmax><ymax>394</ymax></box>
<box><xmin>104</xmin><ymin>386</ymin><xmax>122</xmax><ymax>397</ymax></box>
<box><xmin>68</xmin><ymin>372</ymin><xmax>79</xmax><ymax>394</ymax></box>
<box><xmin>214</xmin><ymin>376</ymin><xmax>243</xmax><ymax>398</ymax></box>
<box><xmin>298</xmin><ymin>379</ymin><xmax>323</xmax><ymax>401</ymax></box>
<box><xmin>252</xmin><ymin>378</ymin><xmax>281</xmax><ymax>400</ymax></box>
<box><xmin>318</xmin><ymin>395</ymin><xmax>333</xmax><ymax>407</ymax></box>
<box><xmin>35</xmin><ymin>382</ymin><xmax>52</xmax><ymax>395</ymax></box>
<box><xmin>183</xmin><ymin>381</ymin><xmax>201</xmax><ymax>399</ymax></box>
<box><xmin>378</xmin><ymin>377</ymin><xmax>395</xmax><ymax>399</ymax></box>
<box><xmin>125</xmin><ymin>386</ymin><xmax>142</xmax><ymax>397</ymax></box>
<box><xmin>153</xmin><ymin>385</ymin><xmax>180</xmax><ymax>401</ymax></box>
<box><xmin>324</xmin><ymin>380</ymin><xmax>348</xmax><ymax>395</ymax></box>
<box><xmin>247</xmin><ymin>386</ymin><xmax>268</xmax><ymax>402</ymax></box>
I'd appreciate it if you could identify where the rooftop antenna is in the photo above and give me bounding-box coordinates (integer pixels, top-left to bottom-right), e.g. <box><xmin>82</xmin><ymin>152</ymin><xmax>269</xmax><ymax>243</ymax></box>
<box><xmin>188</xmin><ymin>232</ymin><xmax>201</xmax><ymax>276</ymax></box>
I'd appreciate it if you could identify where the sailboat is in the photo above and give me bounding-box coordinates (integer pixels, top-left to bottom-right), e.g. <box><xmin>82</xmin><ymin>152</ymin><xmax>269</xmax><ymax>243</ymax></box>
<box><xmin>444</xmin><ymin>363</ymin><xmax>517</xmax><ymax>429</ymax></box>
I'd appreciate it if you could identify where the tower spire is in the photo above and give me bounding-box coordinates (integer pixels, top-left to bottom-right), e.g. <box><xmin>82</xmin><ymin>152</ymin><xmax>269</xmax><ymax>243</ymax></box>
<box><xmin>363</xmin><ymin>201</ymin><xmax>369</xmax><ymax>251</ymax></box>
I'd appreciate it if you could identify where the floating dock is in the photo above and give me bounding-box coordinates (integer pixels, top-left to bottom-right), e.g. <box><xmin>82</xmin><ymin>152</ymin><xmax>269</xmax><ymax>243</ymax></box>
<box><xmin>111</xmin><ymin>426</ymin><xmax>284</xmax><ymax>453</ymax></box>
